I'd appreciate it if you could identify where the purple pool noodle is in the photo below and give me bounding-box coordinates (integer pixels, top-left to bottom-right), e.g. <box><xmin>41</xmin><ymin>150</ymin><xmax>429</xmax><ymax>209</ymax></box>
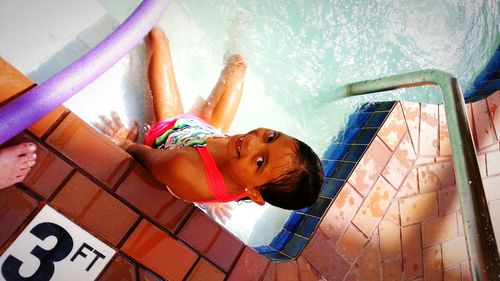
<box><xmin>0</xmin><ymin>0</ymin><xmax>172</xmax><ymax>145</ymax></box>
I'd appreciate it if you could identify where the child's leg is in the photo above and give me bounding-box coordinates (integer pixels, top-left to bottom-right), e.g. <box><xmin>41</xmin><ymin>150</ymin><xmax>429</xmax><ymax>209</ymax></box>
<box><xmin>194</xmin><ymin>55</ymin><xmax>247</xmax><ymax>133</ymax></box>
<box><xmin>147</xmin><ymin>27</ymin><xmax>183</xmax><ymax>121</ymax></box>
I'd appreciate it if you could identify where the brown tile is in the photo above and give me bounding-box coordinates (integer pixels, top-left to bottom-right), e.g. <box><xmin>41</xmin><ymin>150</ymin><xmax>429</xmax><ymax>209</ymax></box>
<box><xmin>97</xmin><ymin>255</ymin><xmax>136</xmax><ymax>281</ymax></box>
<box><xmin>477</xmin><ymin>142</ymin><xmax>500</xmax><ymax>154</ymax></box>
<box><xmin>414</xmin><ymin>156</ymin><xmax>436</xmax><ymax>166</ymax></box>
<box><xmin>139</xmin><ymin>268</ymin><xmax>162</xmax><ymax>281</ymax></box>
<box><xmin>438</xmin><ymin>186</ymin><xmax>460</xmax><ymax>215</ymax></box>
<box><xmin>0</xmin><ymin>58</ymin><xmax>34</xmax><ymax>103</ymax></box>
<box><xmin>320</xmin><ymin>182</ymin><xmax>363</xmax><ymax>243</ymax></box>
<box><xmin>379</xmin><ymin>219</ymin><xmax>401</xmax><ymax>261</ymax></box>
<box><xmin>490</xmin><ymin>199</ymin><xmax>500</xmax><ymax>253</ymax></box>
<box><xmin>401</xmin><ymin>101</ymin><xmax>421</xmax><ymax>153</ymax></box>
<box><xmin>477</xmin><ymin>154</ymin><xmax>487</xmax><ymax>177</ymax></box>
<box><xmin>487</xmin><ymin>91</ymin><xmax>500</xmax><ymax>140</ymax></box>
<box><xmin>122</xmin><ymin>219</ymin><xmax>198</xmax><ymax>280</ymax></box>
<box><xmin>472</xmin><ymin>99</ymin><xmax>497</xmax><ymax>150</ymax></box>
<box><xmin>276</xmin><ymin>261</ymin><xmax>299</xmax><ymax>281</ymax></box>
<box><xmin>302</xmin><ymin>231</ymin><xmax>351</xmax><ymax>281</ymax></box>
<box><xmin>357</xmin><ymin>233</ymin><xmax>382</xmax><ymax>281</ymax></box>
<box><xmin>385</xmin><ymin>200</ymin><xmax>401</xmax><ymax>225</ymax></box>
<box><xmin>418</xmin><ymin>161</ymin><xmax>455</xmax><ymax>193</ymax></box>
<box><xmin>383</xmin><ymin>134</ymin><xmax>414</xmax><ymax>189</ymax></box>
<box><xmin>378</xmin><ymin>103</ymin><xmax>407</xmax><ymax>151</ymax></box>
<box><xmin>486</xmin><ymin>150</ymin><xmax>500</xmax><ymax>175</ymax></box>
<box><xmin>116</xmin><ymin>165</ymin><xmax>193</xmax><ymax>233</ymax></box>
<box><xmin>353</xmin><ymin>177</ymin><xmax>396</xmax><ymax>236</ymax></box>
<box><xmin>348</xmin><ymin>137</ymin><xmax>392</xmax><ymax>196</ymax></box>
<box><xmin>296</xmin><ymin>256</ymin><xmax>326</xmax><ymax>281</ymax></box>
<box><xmin>336</xmin><ymin>224</ymin><xmax>368</xmax><ymax>263</ymax></box>
<box><xmin>444</xmin><ymin>265</ymin><xmax>461</xmax><ymax>281</ymax></box>
<box><xmin>401</xmin><ymin>224</ymin><xmax>422</xmax><ymax>279</ymax></box>
<box><xmin>0</xmin><ymin>187</ymin><xmax>38</xmax><ymax>247</ymax></box>
<box><xmin>227</xmin><ymin>246</ymin><xmax>269</xmax><ymax>281</ymax></box>
<box><xmin>483</xmin><ymin>175</ymin><xmax>500</xmax><ymax>202</ymax></box>
<box><xmin>422</xmin><ymin>213</ymin><xmax>458</xmax><ymax>247</ymax></box>
<box><xmin>51</xmin><ymin>172</ymin><xmax>139</xmax><ymax>245</ymax></box>
<box><xmin>461</xmin><ymin>263</ymin><xmax>472</xmax><ymax>281</ymax></box>
<box><xmin>262</xmin><ymin>263</ymin><xmax>277</xmax><ymax>281</ymax></box>
<box><xmin>302</xmin><ymin>229</ymin><xmax>351</xmax><ymax>281</ymax></box>
<box><xmin>466</xmin><ymin>103</ymin><xmax>478</xmax><ymax>147</ymax></box>
<box><xmin>439</xmin><ymin>105</ymin><xmax>452</xmax><ymax>157</ymax></box>
<box><xmin>419</xmin><ymin>104</ymin><xmax>439</xmax><ymax>156</ymax></box>
<box><xmin>178</xmin><ymin>209</ymin><xmax>244</xmax><ymax>272</ymax></box>
<box><xmin>442</xmin><ymin>236</ymin><xmax>468</xmax><ymax>268</ymax></box>
<box><xmin>29</xmin><ymin>106</ymin><xmax>68</xmax><ymax>138</ymax></box>
<box><xmin>382</xmin><ymin>258</ymin><xmax>402</xmax><ymax>281</ymax></box>
<box><xmin>400</xmin><ymin>192</ymin><xmax>438</xmax><ymax>226</ymax></box>
<box><xmin>185</xmin><ymin>258</ymin><xmax>225</xmax><ymax>281</ymax></box>
<box><xmin>46</xmin><ymin>113</ymin><xmax>132</xmax><ymax>188</ymax></box>
<box><xmin>423</xmin><ymin>245</ymin><xmax>442</xmax><ymax>281</ymax></box>
<box><xmin>397</xmin><ymin>168</ymin><xmax>419</xmax><ymax>198</ymax></box>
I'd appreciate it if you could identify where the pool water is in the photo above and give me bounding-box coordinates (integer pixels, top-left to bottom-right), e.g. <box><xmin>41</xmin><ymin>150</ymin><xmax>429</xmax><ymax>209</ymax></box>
<box><xmin>0</xmin><ymin>0</ymin><xmax>498</xmax><ymax>246</ymax></box>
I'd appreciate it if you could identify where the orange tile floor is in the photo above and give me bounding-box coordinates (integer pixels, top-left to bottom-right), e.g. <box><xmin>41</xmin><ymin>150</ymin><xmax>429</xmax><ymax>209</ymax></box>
<box><xmin>1</xmin><ymin>57</ymin><xmax>499</xmax><ymax>280</ymax></box>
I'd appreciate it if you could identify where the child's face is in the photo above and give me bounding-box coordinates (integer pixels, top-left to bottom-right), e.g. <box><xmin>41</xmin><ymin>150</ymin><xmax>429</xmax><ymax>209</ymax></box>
<box><xmin>226</xmin><ymin>128</ymin><xmax>296</xmax><ymax>188</ymax></box>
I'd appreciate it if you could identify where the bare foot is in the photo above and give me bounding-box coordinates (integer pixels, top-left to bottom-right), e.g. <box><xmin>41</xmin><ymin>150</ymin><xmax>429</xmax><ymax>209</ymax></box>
<box><xmin>0</xmin><ymin>142</ymin><xmax>37</xmax><ymax>189</ymax></box>
<box><xmin>224</xmin><ymin>54</ymin><xmax>246</xmax><ymax>68</ymax></box>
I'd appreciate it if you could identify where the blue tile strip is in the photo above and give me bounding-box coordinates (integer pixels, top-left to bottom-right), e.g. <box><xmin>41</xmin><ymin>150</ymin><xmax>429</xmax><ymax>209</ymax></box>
<box><xmin>254</xmin><ymin>43</ymin><xmax>500</xmax><ymax>260</ymax></box>
<box><xmin>464</xmin><ymin>43</ymin><xmax>500</xmax><ymax>102</ymax></box>
<box><xmin>253</xmin><ymin>100</ymin><xmax>396</xmax><ymax>261</ymax></box>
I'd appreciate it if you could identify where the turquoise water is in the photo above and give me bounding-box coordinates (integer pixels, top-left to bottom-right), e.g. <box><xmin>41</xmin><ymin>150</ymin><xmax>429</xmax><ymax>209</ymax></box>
<box><xmin>1</xmin><ymin>0</ymin><xmax>498</xmax><ymax>246</ymax></box>
<box><xmin>151</xmin><ymin>0</ymin><xmax>500</xmax><ymax>156</ymax></box>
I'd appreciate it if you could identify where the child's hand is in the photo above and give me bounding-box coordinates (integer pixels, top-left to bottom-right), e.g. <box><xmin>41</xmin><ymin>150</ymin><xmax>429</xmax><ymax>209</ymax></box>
<box><xmin>93</xmin><ymin>111</ymin><xmax>138</xmax><ymax>149</ymax></box>
<box><xmin>204</xmin><ymin>202</ymin><xmax>234</xmax><ymax>223</ymax></box>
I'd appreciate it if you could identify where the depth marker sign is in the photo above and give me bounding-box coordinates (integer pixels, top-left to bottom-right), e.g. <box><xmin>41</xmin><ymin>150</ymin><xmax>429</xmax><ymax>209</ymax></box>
<box><xmin>0</xmin><ymin>205</ymin><xmax>115</xmax><ymax>281</ymax></box>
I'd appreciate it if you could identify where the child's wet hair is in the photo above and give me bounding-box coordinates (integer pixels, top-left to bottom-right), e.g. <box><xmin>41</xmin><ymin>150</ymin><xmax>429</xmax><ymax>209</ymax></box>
<box><xmin>258</xmin><ymin>138</ymin><xmax>323</xmax><ymax>210</ymax></box>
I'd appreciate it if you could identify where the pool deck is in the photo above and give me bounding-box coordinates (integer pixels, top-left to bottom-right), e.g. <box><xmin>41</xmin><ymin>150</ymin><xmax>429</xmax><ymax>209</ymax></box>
<box><xmin>1</xmin><ymin>57</ymin><xmax>499</xmax><ymax>280</ymax></box>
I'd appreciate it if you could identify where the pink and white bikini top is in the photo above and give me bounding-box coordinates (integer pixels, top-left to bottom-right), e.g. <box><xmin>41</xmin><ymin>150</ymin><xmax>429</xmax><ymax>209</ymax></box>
<box><xmin>144</xmin><ymin>114</ymin><xmax>247</xmax><ymax>203</ymax></box>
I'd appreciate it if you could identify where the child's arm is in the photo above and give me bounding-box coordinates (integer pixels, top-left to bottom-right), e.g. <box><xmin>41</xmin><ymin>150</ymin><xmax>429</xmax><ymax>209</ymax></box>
<box><xmin>124</xmin><ymin>143</ymin><xmax>188</xmax><ymax>185</ymax></box>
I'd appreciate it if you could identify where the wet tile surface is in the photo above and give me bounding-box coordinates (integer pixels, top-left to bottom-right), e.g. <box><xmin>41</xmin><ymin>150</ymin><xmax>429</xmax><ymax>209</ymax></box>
<box><xmin>320</xmin><ymin>182</ymin><xmax>363</xmax><ymax>244</ymax></box>
<box><xmin>378</xmin><ymin>103</ymin><xmax>406</xmax><ymax>151</ymax></box>
<box><xmin>0</xmin><ymin>58</ymin><xmax>34</xmax><ymax>103</ymax></box>
<box><xmin>186</xmin><ymin>258</ymin><xmax>226</xmax><ymax>281</ymax></box>
<box><xmin>0</xmin><ymin>187</ymin><xmax>38</xmax><ymax>248</ymax></box>
<box><xmin>419</xmin><ymin>104</ymin><xmax>439</xmax><ymax>156</ymax></box>
<box><xmin>51</xmin><ymin>172</ymin><xmax>139</xmax><ymax>245</ymax></box>
<box><xmin>472</xmin><ymin>99</ymin><xmax>497</xmax><ymax>150</ymax></box>
<box><xmin>121</xmin><ymin>219</ymin><xmax>198</xmax><ymax>281</ymax></box>
<box><xmin>46</xmin><ymin>113</ymin><xmax>132</xmax><ymax>188</ymax></box>
<box><xmin>348</xmin><ymin>137</ymin><xmax>392</xmax><ymax>196</ymax></box>
<box><xmin>116</xmin><ymin>165</ymin><xmax>193</xmax><ymax>233</ymax></box>
<box><xmin>302</xmin><ymin>230</ymin><xmax>350</xmax><ymax>281</ymax></box>
<box><xmin>227</xmin><ymin>246</ymin><xmax>269</xmax><ymax>281</ymax></box>
<box><xmin>178</xmin><ymin>209</ymin><xmax>244</xmax><ymax>272</ymax></box>
<box><xmin>352</xmin><ymin>177</ymin><xmax>396</xmax><ymax>237</ymax></box>
<box><xmin>29</xmin><ymin>106</ymin><xmax>68</xmax><ymax>138</ymax></box>
<box><xmin>97</xmin><ymin>255</ymin><xmax>136</xmax><ymax>281</ymax></box>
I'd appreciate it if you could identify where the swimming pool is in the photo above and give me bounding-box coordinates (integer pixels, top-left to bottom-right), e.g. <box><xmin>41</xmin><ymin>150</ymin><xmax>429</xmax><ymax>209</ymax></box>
<box><xmin>0</xmin><ymin>0</ymin><xmax>498</xmax><ymax>246</ymax></box>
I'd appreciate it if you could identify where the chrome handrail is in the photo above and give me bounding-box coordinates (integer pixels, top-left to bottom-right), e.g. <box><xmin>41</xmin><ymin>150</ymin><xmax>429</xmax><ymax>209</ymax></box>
<box><xmin>346</xmin><ymin>69</ymin><xmax>500</xmax><ymax>281</ymax></box>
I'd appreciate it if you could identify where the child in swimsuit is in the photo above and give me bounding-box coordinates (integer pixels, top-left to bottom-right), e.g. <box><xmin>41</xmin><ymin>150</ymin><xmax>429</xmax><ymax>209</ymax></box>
<box><xmin>96</xmin><ymin>28</ymin><xmax>323</xmax><ymax>211</ymax></box>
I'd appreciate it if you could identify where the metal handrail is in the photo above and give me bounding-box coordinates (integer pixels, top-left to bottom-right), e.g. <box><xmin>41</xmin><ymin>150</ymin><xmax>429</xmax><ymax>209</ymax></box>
<box><xmin>346</xmin><ymin>69</ymin><xmax>500</xmax><ymax>281</ymax></box>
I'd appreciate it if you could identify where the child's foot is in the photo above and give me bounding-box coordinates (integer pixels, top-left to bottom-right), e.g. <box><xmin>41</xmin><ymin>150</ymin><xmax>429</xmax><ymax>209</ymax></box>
<box><xmin>0</xmin><ymin>142</ymin><xmax>37</xmax><ymax>189</ymax></box>
<box><xmin>224</xmin><ymin>54</ymin><xmax>246</xmax><ymax>68</ymax></box>
<box><xmin>220</xmin><ymin>54</ymin><xmax>247</xmax><ymax>80</ymax></box>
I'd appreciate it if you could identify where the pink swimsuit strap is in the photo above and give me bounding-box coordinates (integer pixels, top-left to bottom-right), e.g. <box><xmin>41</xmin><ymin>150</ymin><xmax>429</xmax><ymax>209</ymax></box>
<box><xmin>195</xmin><ymin>146</ymin><xmax>248</xmax><ymax>204</ymax></box>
